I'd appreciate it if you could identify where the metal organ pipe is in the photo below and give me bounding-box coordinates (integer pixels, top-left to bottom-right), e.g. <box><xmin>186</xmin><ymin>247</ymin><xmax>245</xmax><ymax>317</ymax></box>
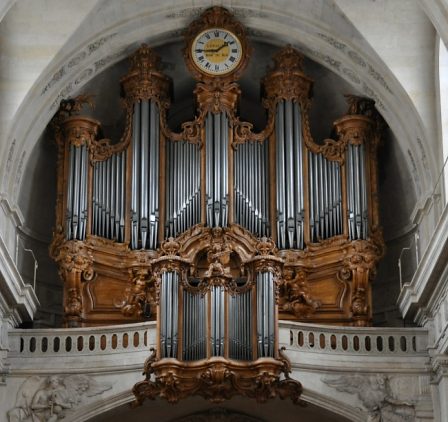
<box><xmin>275</xmin><ymin>100</ymin><xmax>304</xmax><ymax>249</ymax></box>
<box><xmin>229</xmin><ymin>290</ymin><xmax>252</xmax><ymax>360</ymax></box>
<box><xmin>182</xmin><ymin>289</ymin><xmax>206</xmax><ymax>361</ymax></box>
<box><xmin>205</xmin><ymin>112</ymin><xmax>229</xmax><ymax>228</ymax></box>
<box><xmin>165</xmin><ymin>140</ymin><xmax>201</xmax><ymax>238</ymax></box>
<box><xmin>130</xmin><ymin>100</ymin><xmax>160</xmax><ymax>250</ymax></box>
<box><xmin>160</xmin><ymin>271</ymin><xmax>179</xmax><ymax>358</ymax></box>
<box><xmin>256</xmin><ymin>272</ymin><xmax>275</xmax><ymax>358</ymax></box>
<box><xmin>233</xmin><ymin>140</ymin><xmax>270</xmax><ymax>237</ymax></box>
<box><xmin>65</xmin><ymin>144</ymin><xmax>88</xmax><ymax>241</ymax></box>
<box><xmin>308</xmin><ymin>151</ymin><xmax>343</xmax><ymax>242</ymax></box>
<box><xmin>91</xmin><ymin>150</ymin><xmax>126</xmax><ymax>242</ymax></box>
<box><xmin>346</xmin><ymin>143</ymin><xmax>368</xmax><ymax>240</ymax></box>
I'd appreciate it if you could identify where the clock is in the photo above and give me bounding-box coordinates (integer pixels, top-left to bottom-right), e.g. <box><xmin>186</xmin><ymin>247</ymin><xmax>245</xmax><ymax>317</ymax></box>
<box><xmin>191</xmin><ymin>28</ymin><xmax>243</xmax><ymax>76</ymax></box>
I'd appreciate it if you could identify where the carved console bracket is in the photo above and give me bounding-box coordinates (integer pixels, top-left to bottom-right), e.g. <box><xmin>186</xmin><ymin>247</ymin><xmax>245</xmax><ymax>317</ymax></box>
<box><xmin>132</xmin><ymin>348</ymin><xmax>303</xmax><ymax>405</ymax></box>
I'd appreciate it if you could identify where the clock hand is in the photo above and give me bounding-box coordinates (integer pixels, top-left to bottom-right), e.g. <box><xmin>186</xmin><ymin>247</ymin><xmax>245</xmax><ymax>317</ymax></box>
<box><xmin>214</xmin><ymin>41</ymin><xmax>228</xmax><ymax>52</ymax></box>
<box><xmin>198</xmin><ymin>42</ymin><xmax>229</xmax><ymax>53</ymax></box>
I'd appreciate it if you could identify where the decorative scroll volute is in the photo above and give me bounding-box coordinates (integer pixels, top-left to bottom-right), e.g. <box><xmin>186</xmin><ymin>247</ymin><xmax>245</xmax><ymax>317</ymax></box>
<box><xmin>263</xmin><ymin>46</ymin><xmax>313</xmax><ymax>105</ymax></box>
<box><xmin>120</xmin><ymin>44</ymin><xmax>171</xmax><ymax>106</ymax></box>
<box><xmin>343</xmin><ymin>239</ymin><xmax>383</xmax><ymax>326</ymax></box>
<box><xmin>51</xmin><ymin>240</ymin><xmax>93</xmax><ymax>326</ymax></box>
<box><xmin>132</xmin><ymin>349</ymin><xmax>302</xmax><ymax>405</ymax></box>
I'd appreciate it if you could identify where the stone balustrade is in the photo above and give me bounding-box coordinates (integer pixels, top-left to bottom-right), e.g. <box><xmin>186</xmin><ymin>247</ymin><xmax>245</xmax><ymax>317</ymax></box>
<box><xmin>8</xmin><ymin>321</ymin><xmax>157</xmax><ymax>358</ymax></box>
<box><xmin>8</xmin><ymin>320</ymin><xmax>428</xmax><ymax>360</ymax></box>
<box><xmin>281</xmin><ymin>321</ymin><xmax>428</xmax><ymax>356</ymax></box>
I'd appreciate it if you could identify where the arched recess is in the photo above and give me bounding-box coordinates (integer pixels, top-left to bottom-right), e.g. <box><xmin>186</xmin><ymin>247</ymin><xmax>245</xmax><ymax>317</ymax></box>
<box><xmin>3</xmin><ymin>1</ymin><xmax>427</xmax><ymax>327</ymax></box>
<box><xmin>69</xmin><ymin>390</ymin><xmax>361</xmax><ymax>422</ymax></box>
<box><xmin>2</xmin><ymin>0</ymin><xmax>434</xmax><ymax>212</ymax></box>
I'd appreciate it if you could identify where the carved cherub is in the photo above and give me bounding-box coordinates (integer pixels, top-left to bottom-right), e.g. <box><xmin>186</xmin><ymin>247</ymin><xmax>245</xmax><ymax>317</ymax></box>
<box><xmin>280</xmin><ymin>268</ymin><xmax>320</xmax><ymax>318</ymax></box>
<box><xmin>204</xmin><ymin>230</ymin><xmax>231</xmax><ymax>278</ymax></box>
<box><xmin>121</xmin><ymin>269</ymin><xmax>154</xmax><ymax>318</ymax></box>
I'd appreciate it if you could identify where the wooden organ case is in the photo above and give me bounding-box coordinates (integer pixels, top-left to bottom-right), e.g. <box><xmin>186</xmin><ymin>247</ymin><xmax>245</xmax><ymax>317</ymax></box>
<box><xmin>50</xmin><ymin>7</ymin><xmax>384</xmax><ymax>404</ymax></box>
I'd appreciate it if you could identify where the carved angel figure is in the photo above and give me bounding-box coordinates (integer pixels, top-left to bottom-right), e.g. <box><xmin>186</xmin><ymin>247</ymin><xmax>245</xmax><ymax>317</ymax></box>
<box><xmin>7</xmin><ymin>375</ymin><xmax>112</xmax><ymax>422</ymax></box>
<box><xmin>323</xmin><ymin>374</ymin><xmax>415</xmax><ymax>422</ymax></box>
<box><xmin>279</xmin><ymin>269</ymin><xmax>320</xmax><ymax>318</ymax></box>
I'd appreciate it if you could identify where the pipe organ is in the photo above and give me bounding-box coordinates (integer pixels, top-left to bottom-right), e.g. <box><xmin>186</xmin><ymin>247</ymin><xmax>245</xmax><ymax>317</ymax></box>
<box><xmin>50</xmin><ymin>6</ymin><xmax>384</xmax><ymax>405</ymax></box>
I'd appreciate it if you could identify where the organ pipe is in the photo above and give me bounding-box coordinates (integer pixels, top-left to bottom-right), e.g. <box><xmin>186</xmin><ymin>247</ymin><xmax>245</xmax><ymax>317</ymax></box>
<box><xmin>256</xmin><ymin>271</ymin><xmax>275</xmax><ymax>358</ymax></box>
<box><xmin>205</xmin><ymin>112</ymin><xmax>229</xmax><ymax>228</ymax></box>
<box><xmin>233</xmin><ymin>140</ymin><xmax>270</xmax><ymax>237</ymax></box>
<box><xmin>160</xmin><ymin>271</ymin><xmax>179</xmax><ymax>358</ymax></box>
<box><xmin>275</xmin><ymin>100</ymin><xmax>305</xmax><ymax>249</ymax></box>
<box><xmin>131</xmin><ymin>100</ymin><xmax>160</xmax><ymax>250</ymax></box>
<box><xmin>65</xmin><ymin>144</ymin><xmax>88</xmax><ymax>241</ymax></box>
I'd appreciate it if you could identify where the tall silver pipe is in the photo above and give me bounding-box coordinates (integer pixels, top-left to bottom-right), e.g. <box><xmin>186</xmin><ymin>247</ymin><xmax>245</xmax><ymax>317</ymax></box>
<box><xmin>308</xmin><ymin>152</ymin><xmax>314</xmax><ymax>241</ymax></box>
<box><xmin>276</xmin><ymin>101</ymin><xmax>286</xmax><ymax>248</ymax></box>
<box><xmin>72</xmin><ymin>146</ymin><xmax>80</xmax><ymax>239</ymax></box>
<box><xmin>66</xmin><ymin>145</ymin><xmax>75</xmax><ymax>239</ymax></box>
<box><xmin>221</xmin><ymin>113</ymin><xmax>228</xmax><ymax>227</ymax></box>
<box><xmin>140</xmin><ymin>100</ymin><xmax>149</xmax><ymax>249</ymax></box>
<box><xmin>114</xmin><ymin>154</ymin><xmax>120</xmax><ymax>239</ymax></box>
<box><xmin>206</xmin><ymin>114</ymin><xmax>213</xmax><ymax>226</ymax></box>
<box><xmin>213</xmin><ymin>113</ymin><xmax>221</xmax><ymax>227</ymax></box>
<box><xmin>119</xmin><ymin>151</ymin><xmax>126</xmax><ymax>242</ymax></box>
<box><xmin>336</xmin><ymin>162</ymin><xmax>342</xmax><ymax>235</ymax></box>
<box><xmin>360</xmin><ymin>144</ymin><xmax>368</xmax><ymax>239</ymax></box>
<box><xmin>284</xmin><ymin>100</ymin><xmax>295</xmax><ymax>248</ymax></box>
<box><xmin>131</xmin><ymin>102</ymin><xmax>141</xmax><ymax>249</ymax></box>
<box><xmin>79</xmin><ymin>146</ymin><xmax>87</xmax><ymax>240</ymax></box>
<box><xmin>293</xmin><ymin>102</ymin><xmax>303</xmax><ymax>248</ymax></box>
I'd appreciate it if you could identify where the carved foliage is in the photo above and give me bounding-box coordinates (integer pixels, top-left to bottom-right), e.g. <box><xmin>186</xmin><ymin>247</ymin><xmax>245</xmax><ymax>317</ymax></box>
<box><xmin>120</xmin><ymin>44</ymin><xmax>171</xmax><ymax>107</ymax></box>
<box><xmin>263</xmin><ymin>46</ymin><xmax>313</xmax><ymax>104</ymax></box>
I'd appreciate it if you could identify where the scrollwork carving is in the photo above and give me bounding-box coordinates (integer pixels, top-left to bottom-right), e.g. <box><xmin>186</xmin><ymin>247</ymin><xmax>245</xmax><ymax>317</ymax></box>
<box><xmin>133</xmin><ymin>351</ymin><xmax>302</xmax><ymax>405</ymax></box>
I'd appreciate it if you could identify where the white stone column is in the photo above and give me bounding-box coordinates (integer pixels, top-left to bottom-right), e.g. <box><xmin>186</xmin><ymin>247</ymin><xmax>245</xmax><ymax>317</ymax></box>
<box><xmin>431</xmin><ymin>356</ymin><xmax>448</xmax><ymax>422</ymax></box>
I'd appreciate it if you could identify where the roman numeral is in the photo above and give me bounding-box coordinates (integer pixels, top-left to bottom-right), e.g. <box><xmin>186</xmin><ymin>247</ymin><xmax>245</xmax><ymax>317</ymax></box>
<box><xmin>229</xmin><ymin>40</ymin><xmax>235</xmax><ymax>45</ymax></box>
<box><xmin>205</xmin><ymin>33</ymin><xmax>210</xmax><ymax>39</ymax></box>
<box><xmin>198</xmin><ymin>55</ymin><xmax>204</xmax><ymax>62</ymax></box>
<box><xmin>214</xmin><ymin>30</ymin><xmax>219</xmax><ymax>37</ymax></box>
<box><xmin>205</xmin><ymin>62</ymin><xmax>211</xmax><ymax>68</ymax></box>
<box><xmin>232</xmin><ymin>49</ymin><xmax>237</xmax><ymax>53</ymax></box>
<box><xmin>215</xmin><ymin>64</ymin><xmax>219</xmax><ymax>71</ymax></box>
<box><xmin>229</xmin><ymin>56</ymin><xmax>236</xmax><ymax>62</ymax></box>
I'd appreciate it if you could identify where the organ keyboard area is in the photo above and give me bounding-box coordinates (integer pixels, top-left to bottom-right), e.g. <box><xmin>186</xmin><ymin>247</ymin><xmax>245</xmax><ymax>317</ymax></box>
<box><xmin>50</xmin><ymin>8</ymin><xmax>384</xmax><ymax>394</ymax></box>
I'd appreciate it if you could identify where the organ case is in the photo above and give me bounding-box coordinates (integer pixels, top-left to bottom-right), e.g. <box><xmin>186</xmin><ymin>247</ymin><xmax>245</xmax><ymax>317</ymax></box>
<box><xmin>50</xmin><ymin>10</ymin><xmax>384</xmax><ymax>332</ymax></box>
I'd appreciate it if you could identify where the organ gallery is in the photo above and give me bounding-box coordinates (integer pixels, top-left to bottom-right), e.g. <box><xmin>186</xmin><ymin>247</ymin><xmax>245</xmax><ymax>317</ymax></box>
<box><xmin>49</xmin><ymin>7</ymin><xmax>385</xmax><ymax>404</ymax></box>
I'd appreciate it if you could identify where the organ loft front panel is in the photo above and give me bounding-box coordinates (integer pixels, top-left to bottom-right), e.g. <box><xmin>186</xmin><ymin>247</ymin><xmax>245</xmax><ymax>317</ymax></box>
<box><xmin>50</xmin><ymin>6</ymin><xmax>385</xmax><ymax>339</ymax></box>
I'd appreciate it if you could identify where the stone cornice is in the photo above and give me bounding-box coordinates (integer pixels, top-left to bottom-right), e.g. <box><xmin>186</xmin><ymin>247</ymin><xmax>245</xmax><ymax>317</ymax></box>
<box><xmin>398</xmin><ymin>203</ymin><xmax>448</xmax><ymax>321</ymax></box>
<box><xmin>0</xmin><ymin>233</ymin><xmax>39</xmax><ymax>323</ymax></box>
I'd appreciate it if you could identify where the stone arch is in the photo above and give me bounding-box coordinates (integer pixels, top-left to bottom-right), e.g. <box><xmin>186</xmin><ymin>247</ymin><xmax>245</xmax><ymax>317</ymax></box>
<box><xmin>2</xmin><ymin>0</ymin><xmax>434</xmax><ymax>213</ymax></box>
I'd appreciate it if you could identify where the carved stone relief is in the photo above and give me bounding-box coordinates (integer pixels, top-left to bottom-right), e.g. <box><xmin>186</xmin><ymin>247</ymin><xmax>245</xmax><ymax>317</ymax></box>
<box><xmin>323</xmin><ymin>375</ymin><xmax>416</xmax><ymax>422</ymax></box>
<box><xmin>7</xmin><ymin>375</ymin><xmax>112</xmax><ymax>422</ymax></box>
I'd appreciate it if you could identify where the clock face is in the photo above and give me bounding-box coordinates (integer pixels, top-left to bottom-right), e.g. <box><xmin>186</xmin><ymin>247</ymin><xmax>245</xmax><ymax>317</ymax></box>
<box><xmin>191</xmin><ymin>28</ymin><xmax>242</xmax><ymax>76</ymax></box>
